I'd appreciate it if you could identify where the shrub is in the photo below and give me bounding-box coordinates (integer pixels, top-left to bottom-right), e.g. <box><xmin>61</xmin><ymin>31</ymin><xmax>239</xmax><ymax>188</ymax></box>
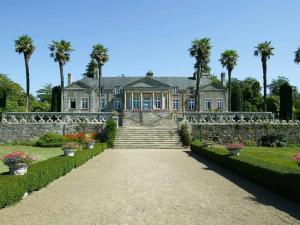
<box><xmin>180</xmin><ymin>124</ymin><xmax>191</xmax><ymax>146</ymax></box>
<box><xmin>260</xmin><ymin>133</ymin><xmax>287</xmax><ymax>147</ymax></box>
<box><xmin>190</xmin><ymin>142</ymin><xmax>300</xmax><ymax>204</ymax></box>
<box><xmin>36</xmin><ymin>133</ymin><xmax>66</xmax><ymax>147</ymax></box>
<box><xmin>100</xmin><ymin>119</ymin><xmax>117</xmax><ymax>147</ymax></box>
<box><xmin>0</xmin><ymin>143</ymin><xmax>106</xmax><ymax>208</ymax></box>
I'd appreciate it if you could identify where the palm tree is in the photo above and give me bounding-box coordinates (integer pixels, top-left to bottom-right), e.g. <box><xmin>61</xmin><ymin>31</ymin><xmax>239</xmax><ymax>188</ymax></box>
<box><xmin>90</xmin><ymin>44</ymin><xmax>109</xmax><ymax>112</ymax></box>
<box><xmin>15</xmin><ymin>35</ymin><xmax>35</xmax><ymax>112</ymax></box>
<box><xmin>49</xmin><ymin>40</ymin><xmax>73</xmax><ymax>112</ymax></box>
<box><xmin>254</xmin><ymin>41</ymin><xmax>274</xmax><ymax>112</ymax></box>
<box><xmin>219</xmin><ymin>50</ymin><xmax>239</xmax><ymax>112</ymax></box>
<box><xmin>294</xmin><ymin>47</ymin><xmax>300</xmax><ymax>64</ymax></box>
<box><xmin>189</xmin><ymin>38</ymin><xmax>211</xmax><ymax>111</ymax></box>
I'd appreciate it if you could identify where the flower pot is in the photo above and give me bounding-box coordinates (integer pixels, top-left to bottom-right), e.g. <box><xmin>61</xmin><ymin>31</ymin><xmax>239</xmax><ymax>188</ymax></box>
<box><xmin>64</xmin><ymin>149</ymin><xmax>76</xmax><ymax>157</ymax></box>
<box><xmin>86</xmin><ymin>143</ymin><xmax>95</xmax><ymax>149</ymax></box>
<box><xmin>228</xmin><ymin>149</ymin><xmax>241</xmax><ymax>156</ymax></box>
<box><xmin>9</xmin><ymin>163</ymin><xmax>28</xmax><ymax>175</ymax></box>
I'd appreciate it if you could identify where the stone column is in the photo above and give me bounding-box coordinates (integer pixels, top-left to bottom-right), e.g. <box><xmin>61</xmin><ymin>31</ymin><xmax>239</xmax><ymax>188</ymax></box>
<box><xmin>131</xmin><ymin>92</ymin><xmax>134</xmax><ymax>110</ymax></box>
<box><xmin>140</xmin><ymin>92</ymin><xmax>143</xmax><ymax>110</ymax></box>
<box><xmin>152</xmin><ymin>92</ymin><xmax>155</xmax><ymax>110</ymax></box>
<box><xmin>91</xmin><ymin>89</ymin><xmax>94</xmax><ymax>112</ymax></box>
<box><xmin>124</xmin><ymin>92</ymin><xmax>127</xmax><ymax>111</ymax></box>
<box><xmin>161</xmin><ymin>92</ymin><xmax>164</xmax><ymax>110</ymax></box>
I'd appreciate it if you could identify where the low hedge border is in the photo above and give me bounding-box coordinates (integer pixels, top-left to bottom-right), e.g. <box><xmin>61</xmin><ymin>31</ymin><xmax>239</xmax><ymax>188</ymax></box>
<box><xmin>190</xmin><ymin>142</ymin><xmax>300</xmax><ymax>204</ymax></box>
<box><xmin>0</xmin><ymin>143</ymin><xmax>107</xmax><ymax>208</ymax></box>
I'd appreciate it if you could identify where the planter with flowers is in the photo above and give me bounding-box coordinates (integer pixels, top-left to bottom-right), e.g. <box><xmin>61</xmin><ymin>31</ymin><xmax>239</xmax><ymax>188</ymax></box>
<box><xmin>85</xmin><ymin>138</ymin><xmax>96</xmax><ymax>149</ymax></box>
<box><xmin>226</xmin><ymin>143</ymin><xmax>244</xmax><ymax>156</ymax></box>
<box><xmin>1</xmin><ymin>151</ymin><xmax>38</xmax><ymax>175</ymax></box>
<box><xmin>292</xmin><ymin>154</ymin><xmax>300</xmax><ymax>166</ymax></box>
<box><xmin>62</xmin><ymin>142</ymin><xmax>79</xmax><ymax>157</ymax></box>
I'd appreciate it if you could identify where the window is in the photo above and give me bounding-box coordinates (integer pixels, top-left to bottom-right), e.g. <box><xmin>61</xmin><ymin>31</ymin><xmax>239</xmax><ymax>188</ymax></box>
<box><xmin>172</xmin><ymin>87</ymin><xmax>179</xmax><ymax>95</ymax></box>
<box><xmin>154</xmin><ymin>97</ymin><xmax>161</xmax><ymax>109</ymax></box>
<box><xmin>173</xmin><ymin>99</ymin><xmax>179</xmax><ymax>110</ymax></box>
<box><xmin>205</xmin><ymin>98</ymin><xmax>212</xmax><ymax>110</ymax></box>
<box><xmin>143</xmin><ymin>98</ymin><xmax>151</xmax><ymax>110</ymax></box>
<box><xmin>114</xmin><ymin>86</ymin><xmax>122</xmax><ymax>95</ymax></box>
<box><xmin>216</xmin><ymin>98</ymin><xmax>223</xmax><ymax>110</ymax></box>
<box><xmin>114</xmin><ymin>98</ymin><xmax>121</xmax><ymax>110</ymax></box>
<box><xmin>69</xmin><ymin>98</ymin><xmax>76</xmax><ymax>109</ymax></box>
<box><xmin>189</xmin><ymin>88</ymin><xmax>194</xmax><ymax>95</ymax></box>
<box><xmin>188</xmin><ymin>99</ymin><xmax>195</xmax><ymax>110</ymax></box>
<box><xmin>133</xmin><ymin>97</ymin><xmax>139</xmax><ymax>109</ymax></box>
<box><xmin>81</xmin><ymin>98</ymin><xmax>89</xmax><ymax>109</ymax></box>
<box><xmin>100</xmin><ymin>98</ymin><xmax>106</xmax><ymax>110</ymax></box>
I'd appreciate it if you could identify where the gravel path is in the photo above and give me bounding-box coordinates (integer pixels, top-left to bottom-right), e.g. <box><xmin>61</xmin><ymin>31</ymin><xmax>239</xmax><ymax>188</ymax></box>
<box><xmin>0</xmin><ymin>149</ymin><xmax>300</xmax><ymax>225</ymax></box>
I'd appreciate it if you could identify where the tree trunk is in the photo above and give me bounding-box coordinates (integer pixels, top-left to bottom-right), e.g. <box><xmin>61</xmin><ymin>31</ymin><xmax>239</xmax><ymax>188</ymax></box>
<box><xmin>195</xmin><ymin>66</ymin><xmax>201</xmax><ymax>112</ymax></box>
<box><xmin>59</xmin><ymin>62</ymin><xmax>64</xmax><ymax>112</ymax></box>
<box><xmin>262</xmin><ymin>58</ymin><xmax>267</xmax><ymax>112</ymax></box>
<box><xmin>98</xmin><ymin>63</ymin><xmax>102</xmax><ymax>112</ymax></box>
<box><xmin>228</xmin><ymin>69</ymin><xmax>232</xmax><ymax>112</ymax></box>
<box><xmin>24</xmin><ymin>55</ymin><xmax>30</xmax><ymax>112</ymax></box>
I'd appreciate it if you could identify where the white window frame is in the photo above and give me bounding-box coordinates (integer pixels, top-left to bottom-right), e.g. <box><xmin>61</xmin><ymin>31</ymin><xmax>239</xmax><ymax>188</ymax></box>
<box><xmin>216</xmin><ymin>98</ymin><xmax>223</xmax><ymax>110</ymax></box>
<box><xmin>133</xmin><ymin>97</ymin><xmax>139</xmax><ymax>109</ymax></box>
<box><xmin>205</xmin><ymin>98</ymin><xmax>212</xmax><ymax>110</ymax></box>
<box><xmin>173</xmin><ymin>98</ymin><xmax>179</xmax><ymax>110</ymax></box>
<box><xmin>81</xmin><ymin>97</ymin><xmax>89</xmax><ymax>109</ymax></box>
<box><xmin>154</xmin><ymin>97</ymin><xmax>161</xmax><ymax>109</ymax></box>
<box><xmin>143</xmin><ymin>97</ymin><xmax>151</xmax><ymax>110</ymax></box>
<box><xmin>69</xmin><ymin>97</ymin><xmax>76</xmax><ymax>109</ymax></box>
<box><xmin>188</xmin><ymin>99</ymin><xmax>195</xmax><ymax>110</ymax></box>
<box><xmin>100</xmin><ymin>98</ymin><xmax>106</xmax><ymax>110</ymax></box>
<box><xmin>114</xmin><ymin>98</ymin><xmax>121</xmax><ymax>110</ymax></box>
<box><xmin>114</xmin><ymin>86</ymin><xmax>122</xmax><ymax>95</ymax></box>
<box><xmin>172</xmin><ymin>87</ymin><xmax>179</xmax><ymax>95</ymax></box>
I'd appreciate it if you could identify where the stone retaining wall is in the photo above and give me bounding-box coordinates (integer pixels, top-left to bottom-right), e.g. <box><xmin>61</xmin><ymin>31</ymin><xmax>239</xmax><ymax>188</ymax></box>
<box><xmin>191</xmin><ymin>124</ymin><xmax>300</xmax><ymax>144</ymax></box>
<box><xmin>0</xmin><ymin>123</ymin><xmax>104</xmax><ymax>144</ymax></box>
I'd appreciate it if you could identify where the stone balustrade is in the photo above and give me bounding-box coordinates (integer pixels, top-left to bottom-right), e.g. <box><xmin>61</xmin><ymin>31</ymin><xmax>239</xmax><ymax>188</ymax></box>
<box><xmin>1</xmin><ymin>112</ymin><xmax>116</xmax><ymax>124</ymax></box>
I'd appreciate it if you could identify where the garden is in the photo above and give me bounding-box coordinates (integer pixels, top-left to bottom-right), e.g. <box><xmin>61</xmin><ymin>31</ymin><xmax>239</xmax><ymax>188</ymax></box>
<box><xmin>0</xmin><ymin>119</ymin><xmax>116</xmax><ymax>208</ymax></box>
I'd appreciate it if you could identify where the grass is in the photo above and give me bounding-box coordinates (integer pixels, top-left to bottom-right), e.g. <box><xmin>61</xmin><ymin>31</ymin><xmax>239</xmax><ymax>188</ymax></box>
<box><xmin>0</xmin><ymin>146</ymin><xmax>62</xmax><ymax>173</ymax></box>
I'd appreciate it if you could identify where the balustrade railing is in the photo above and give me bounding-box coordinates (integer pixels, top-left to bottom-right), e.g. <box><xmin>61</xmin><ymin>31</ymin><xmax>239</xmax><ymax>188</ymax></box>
<box><xmin>1</xmin><ymin>112</ymin><xmax>115</xmax><ymax>124</ymax></box>
<box><xmin>182</xmin><ymin>112</ymin><xmax>276</xmax><ymax>124</ymax></box>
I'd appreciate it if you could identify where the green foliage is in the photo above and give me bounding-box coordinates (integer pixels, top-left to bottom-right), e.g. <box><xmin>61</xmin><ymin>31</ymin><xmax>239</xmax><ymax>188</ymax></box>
<box><xmin>230</xmin><ymin>79</ymin><xmax>243</xmax><ymax>112</ymax></box>
<box><xmin>180</xmin><ymin>124</ymin><xmax>191</xmax><ymax>146</ymax></box>
<box><xmin>0</xmin><ymin>87</ymin><xmax>6</xmax><ymax>109</ymax></box>
<box><xmin>36</xmin><ymin>133</ymin><xmax>66</xmax><ymax>147</ymax></box>
<box><xmin>0</xmin><ymin>143</ymin><xmax>106</xmax><ymax>208</ymax></box>
<box><xmin>266</xmin><ymin>95</ymin><xmax>280</xmax><ymax>116</ymax></box>
<box><xmin>190</xmin><ymin>142</ymin><xmax>300</xmax><ymax>203</ymax></box>
<box><xmin>260</xmin><ymin>133</ymin><xmax>287</xmax><ymax>147</ymax></box>
<box><xmin>83</xmin><ymin>59</ymin><xmax>97</xmax><ymax>78</ymax></box>
<box><xmin>100</xmin><ymin>119</ymin><xmax>117</xmax><ymax>147</ymax></box>
<box><xmin>90</xmin><ymin>44</ymin><xmax>109</xmax><ymax>66</ymax></box>
<box><xmin>49</xmin><ymin>40</ymin><xmax>73</xmax><ymax>65</ymax></box>
<box><xmin>294</xmin><ymin>47</ymin><xmax>300</xmax><ymax>64</ymax></box>
<box><xmin>37</xmin><ymin>83</ymin><xmax>53</xmax><ymax>103</ymax></box>
<box><xmin>14</xmin><ymin>35</ymin><xmax>35</xmax><ymax>57</ymax></box>
<box><xmin>50</xmin><ymin>86</ymin><xmax>61</xmax><ymax>112</ymax></box>
<box><xmin>280</xmin><ymin>83</ymin><xmax>293</xmax><ymax>120</ymax></box>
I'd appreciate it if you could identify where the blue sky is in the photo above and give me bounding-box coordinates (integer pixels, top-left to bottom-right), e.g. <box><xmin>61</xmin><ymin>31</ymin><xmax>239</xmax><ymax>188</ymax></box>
<box><xmin>1</xmin><ymin>0</ymin><xmax>300</xmax><ymax>94</ymax></box>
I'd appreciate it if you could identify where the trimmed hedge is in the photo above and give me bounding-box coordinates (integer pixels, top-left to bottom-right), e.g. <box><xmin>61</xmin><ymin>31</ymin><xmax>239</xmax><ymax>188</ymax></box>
<box><xmin>100</xmin><ymin>119</ymin><xmax>117</xmax><ymax>147</ymax></box>
<box><xmin>180</xmin><ymin>124</ymin><xmax>191</xmax><ymax>146</ymax></box>
<box><xmin>0</xmin><ymin>143</ymin><xmax>106</xmax><ymax>208</ymax></box>
<box><xmin>36</xmin><ymin>133</ymin><xmax>66</xmax><ymax>147</ymax></box>
<box><xmin>190</xmin><ymin>142</ymin><xmax>300</xmax><ymax>203</ymax></box>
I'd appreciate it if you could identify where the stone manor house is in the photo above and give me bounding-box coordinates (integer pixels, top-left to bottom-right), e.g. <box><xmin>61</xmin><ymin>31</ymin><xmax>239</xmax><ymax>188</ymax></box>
<box><xmin>63</xmin><ymin>71</ymin><xmax>228</xmax><ymax>113</ymax></box>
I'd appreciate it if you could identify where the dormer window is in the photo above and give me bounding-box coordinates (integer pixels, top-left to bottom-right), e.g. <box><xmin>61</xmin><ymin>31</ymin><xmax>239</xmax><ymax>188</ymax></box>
<box><xmin>114</xmin><ymin>86</ymin><xmax>122</xmax><ymax>95</ymax></box>
<box><xmin>172</xmin><ymin>87</ymin><xmax>179</xmax><ymax>95</ymax></box>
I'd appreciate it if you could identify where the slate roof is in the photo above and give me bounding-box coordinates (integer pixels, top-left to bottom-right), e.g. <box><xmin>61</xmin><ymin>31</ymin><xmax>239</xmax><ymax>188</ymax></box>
<box><xmin>68</xmin><ymin>76</ymin><xmax>217</xmax><ymax>90</ymax></box>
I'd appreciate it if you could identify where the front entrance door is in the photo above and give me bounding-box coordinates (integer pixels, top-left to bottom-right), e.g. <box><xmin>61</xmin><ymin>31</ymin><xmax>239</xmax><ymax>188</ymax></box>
<box><xmin>143</xmin><ymin>98</ymin><xmax>150</xmax><ymax>110</ymax></box>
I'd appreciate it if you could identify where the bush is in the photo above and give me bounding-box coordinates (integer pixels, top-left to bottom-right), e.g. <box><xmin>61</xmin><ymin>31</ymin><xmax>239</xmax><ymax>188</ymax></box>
<box><xmin>190</xmin><ymin>142</ymin><xmax>300</xmax><ymax>204</ymax></box>
<box><xmin>180</xmin><ymin>124</ymin><xmax>191</xmax><ymax>146</ymax></box>
<box><xmin>36</xmin><ymin>133</ymin><xmax>66</xmax><ymax>147</ymax></box>
<box><xmin>100</xmin><ymin>119</ymin><xmax>117</xmax><ymax>147</ymax></box>
<box><xmin>0</xmin><ymin>143</ymin><xmax>106</xmax><ymax>208</ymax></box>
<box><xmin>260</xmin><ymin>133</ymin><xmax>287</xmax><ymax>147</ymax></box>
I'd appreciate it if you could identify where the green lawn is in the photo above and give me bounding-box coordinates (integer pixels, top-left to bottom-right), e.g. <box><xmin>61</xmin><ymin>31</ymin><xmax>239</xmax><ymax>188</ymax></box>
<box><xmin>0</xmin><ymin>146</ymin><xmax>62</xmax><ymax>173</ymax></box>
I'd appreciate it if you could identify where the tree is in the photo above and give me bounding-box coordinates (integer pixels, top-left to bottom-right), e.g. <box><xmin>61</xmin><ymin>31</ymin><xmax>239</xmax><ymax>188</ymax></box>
<box><xmin>83</xmin><ymin>59</ymin><xmax>98</xmax><ymax>78</ymax></box>
<box><xmin>0</xmin><ymin>87</ymin><xmax>6</xmax><ymax>110</ymax></box>
<box><xmin>219</xmin><ymin>50</ymin><xmax>239</xmax><ymax>112</ymax></box>
<box><xmin>254</xmin><ymin>41</ymin><xmax>274</xmax><ymax>112</ymax></box>
<box><xmin>49</xmin><ymin>40</ymin><xmax>73</xmax><ymax>112</ymax></box>
<box><xmin>50</xmin><ymin>86</ymin><xmax>61</xmax><ymax>112</ymax></box>
<box><xmin>294</xmin><ymin>47</ymin><xmax>300</xmax><ymax>64</ymax></box>
<box><xmin>189</xmin><ymin>38</ymin><xmax>211</xmax><ymax>111</ymax></box>
<box><xmin>37</xmin><ymin>83</ymin><xmax>53</xmax><ymax>103</ymax></box>
<box><xmin>15</xmin><ymin>35</ymin><xmax>35</xmax><ymax>112</ymax></box>
<box><xmin>90</xmin><ymin>44</ymin><xmax>109</xmax><ymax>112</ymax></box>
<box><xmin>230</xmin><ymin>79</ymin><xmax>243</xmax><ymax>112</ymax></box>
<box><xmin>280</xmin><ymin>83</ymin><xmax>293</xmax><ymax>120</ymax></box>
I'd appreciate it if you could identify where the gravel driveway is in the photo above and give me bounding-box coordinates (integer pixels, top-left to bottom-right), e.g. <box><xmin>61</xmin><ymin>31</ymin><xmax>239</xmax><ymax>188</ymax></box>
<box><xmin>0</xmin><ymin>149</ymin><xmax>300</xmax><ymax>225</ymax></box>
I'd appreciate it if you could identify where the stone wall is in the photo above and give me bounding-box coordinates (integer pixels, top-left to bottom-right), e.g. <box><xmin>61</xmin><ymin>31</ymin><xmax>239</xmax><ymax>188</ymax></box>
<box><xmin>0</xmin><ymin>123</ymin><xmax>104</xmax><ymax>144</ymax></box>
<box><xmin>191</xmin><ymin>124</ymin><xmax>300</xmax><ymax>144</ymax></box>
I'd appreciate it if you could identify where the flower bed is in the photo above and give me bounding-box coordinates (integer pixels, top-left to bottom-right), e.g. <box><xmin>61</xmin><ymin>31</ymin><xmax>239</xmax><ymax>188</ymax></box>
<box><xmin>190</xmin><ymin>142</ymin><xmax>300</xmax><ymax>203</ymax></box>
<box><xmin>0</xmin><ymin>143</ymin><xmax>107</xmax><ymax>208</ymax></box>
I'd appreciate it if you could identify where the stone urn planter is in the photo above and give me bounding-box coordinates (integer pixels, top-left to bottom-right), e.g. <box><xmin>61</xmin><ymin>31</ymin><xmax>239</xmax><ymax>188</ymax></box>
<box><xmin>86</xmin><ymin>142</ymin><xmax>95</xmax><ymax>149</ymax></box>
<box><xmin>9</xmin><ymin>163</ymin><xmax>28</xmax><ymax>175</ymax></box>
<box><xmin>62</xmin><ymin>142</ymin><xmax>79</xmax><ymax>157</ymax></box>
<box><xmin>226</xmin><ymin>143</ymin><xmax>244</xmax><ymax>156</ymax></box>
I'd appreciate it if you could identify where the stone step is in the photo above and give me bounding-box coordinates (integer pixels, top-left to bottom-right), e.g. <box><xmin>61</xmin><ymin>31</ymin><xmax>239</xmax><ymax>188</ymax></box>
<box><xmin>115</xmin><ymin>141</ymin><xmax>181</xmax><ymax>144</ymax></box>
<box><xmin>114</xmin><ymin>145</ymin><xmax>182</xmax><ymax>149</ymax></box>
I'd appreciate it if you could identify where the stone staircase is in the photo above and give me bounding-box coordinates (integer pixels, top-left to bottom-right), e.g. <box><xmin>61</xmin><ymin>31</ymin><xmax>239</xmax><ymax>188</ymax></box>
<box><xmin>114</xmin><ymin>126</ymin><xmax>182</xmax><ymax>149</ymax></box>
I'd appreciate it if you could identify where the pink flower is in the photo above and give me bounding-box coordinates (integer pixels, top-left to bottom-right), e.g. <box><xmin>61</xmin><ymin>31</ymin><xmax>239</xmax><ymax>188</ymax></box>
<box><xmin>292</xmin><ymin>154</ymin><xmax>300</xmax><ymax>163</ymax></box>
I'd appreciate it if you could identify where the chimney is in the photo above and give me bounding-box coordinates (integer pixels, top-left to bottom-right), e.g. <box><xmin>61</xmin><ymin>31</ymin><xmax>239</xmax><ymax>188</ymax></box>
<box><xmin>146</xmin><ymin>70</ymin><xmax>154</xmax><ymax>78</ymax></box>
<box><xmin>68</xmin><ymin>73</ymin><xmax>73</xmax><ymax>85</ymax></box>
<box><xmin>221</xmin><ymin>72</ymin><xmax>225</xmax><ymax>85</ymax></box>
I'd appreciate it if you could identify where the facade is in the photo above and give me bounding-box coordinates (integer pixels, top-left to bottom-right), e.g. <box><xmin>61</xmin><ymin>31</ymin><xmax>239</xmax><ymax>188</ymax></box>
<box><xmin>63</xmin><ymin>71</ymin><xmax>228</xmax><ymax>113</ymax></box>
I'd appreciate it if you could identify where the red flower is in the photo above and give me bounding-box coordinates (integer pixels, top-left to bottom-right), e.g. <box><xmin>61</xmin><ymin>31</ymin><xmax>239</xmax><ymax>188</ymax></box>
<box><xmin>292</xmin><ymin>154</ymin><xmax>300</xmax><ymax>163</ymax></box>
